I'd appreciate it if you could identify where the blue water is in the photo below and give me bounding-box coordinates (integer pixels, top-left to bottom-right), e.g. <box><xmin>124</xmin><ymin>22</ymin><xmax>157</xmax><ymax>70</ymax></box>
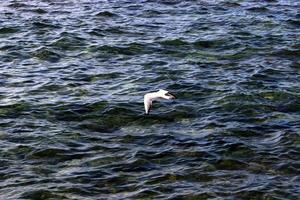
<box><xmin>1</xmin><ymin>0</ymin><xmax>300</xmax><ymax>199</ymax></box>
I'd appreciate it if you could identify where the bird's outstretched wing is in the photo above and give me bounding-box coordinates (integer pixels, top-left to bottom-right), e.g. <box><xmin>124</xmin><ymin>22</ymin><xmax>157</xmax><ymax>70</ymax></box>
<box><xmin>144</xmin><ymin>97</ymin><xmax>152</xmax><ymax>115</ymax></box>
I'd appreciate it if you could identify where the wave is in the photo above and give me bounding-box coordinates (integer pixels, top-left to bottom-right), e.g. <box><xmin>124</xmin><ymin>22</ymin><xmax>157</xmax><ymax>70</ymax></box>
<box><xmin>31</xmin><ymin>47</ymin><xmax>61</xmax><ymax>62</ymax></box>
<box><xmin>95</xmin><ymin>11</ymin><xmax>118</xmax><ymax>17</ymax></box>
<box><xmin>0</xmin><ymin>27</ymin><xmax>19</xmax><ymax>34</ymax></box>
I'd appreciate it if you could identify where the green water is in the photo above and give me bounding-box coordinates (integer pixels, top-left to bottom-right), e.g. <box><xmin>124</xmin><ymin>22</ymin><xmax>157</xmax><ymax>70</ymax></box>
<box><xmin>0</xmin><ymin>0</ymin><xmax>299</xmax><ymax>199</ymax></box>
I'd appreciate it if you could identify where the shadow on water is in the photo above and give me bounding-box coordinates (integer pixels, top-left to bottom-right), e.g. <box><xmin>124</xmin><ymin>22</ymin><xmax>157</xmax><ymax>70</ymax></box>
<box><xmin>45</xmin><ymin>100</ymin><xmax>196</xmax><ymax>133</ymax></box>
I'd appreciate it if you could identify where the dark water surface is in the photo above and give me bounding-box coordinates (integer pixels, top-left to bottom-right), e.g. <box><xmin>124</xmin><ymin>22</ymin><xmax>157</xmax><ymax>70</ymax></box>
<box><xmin>1</xmin><ymin>0</ymin><xmax>300</xmax><ymax>199</ymax></box>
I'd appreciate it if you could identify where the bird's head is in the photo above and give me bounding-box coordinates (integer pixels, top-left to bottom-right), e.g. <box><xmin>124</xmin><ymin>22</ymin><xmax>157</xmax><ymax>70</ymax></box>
<box><xmin>157</xmin><ymin>89</ymin><xmax>176</xmax><ymax>100</ymax></box>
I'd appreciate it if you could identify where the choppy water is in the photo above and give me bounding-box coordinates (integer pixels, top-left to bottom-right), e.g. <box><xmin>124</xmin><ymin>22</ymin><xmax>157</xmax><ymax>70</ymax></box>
<box><xmin>1</xmin><ymin>0</ymin><xmax>300</xmax><ymax>199</ymax></box>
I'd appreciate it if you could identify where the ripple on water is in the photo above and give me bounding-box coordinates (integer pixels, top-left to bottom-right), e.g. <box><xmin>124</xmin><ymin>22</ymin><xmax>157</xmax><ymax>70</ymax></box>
<box><xmin>1</xmin><ymin>0</ymin><xmax>300</xmax><ymax>199</ymax></box>
<box><xmin>246</xmin><ymin>6</ymin><xmax>269</xmax><ymax>13</ymax></box>
<box><xmin>32</xmin><ymin>20</ymin><xmax>61</xmax><ymax>29</ymax></box>
<box><xmin>32</xmin><ymin>47</ymin><xmax>61</xmax><ymax>62</ymax></box>
<box><xmin>21</xmin><ymin>190</ymin><xmax>65</xmax><ymax>200</ymax></box>
<box><xmin>28</xmin><ymin>8</ymin><xmax>47</xmax><ymax>14</ymax></box>
<box><xmin>95</xmin><ymin>11</ymin><xmax>118</xmax><ymax>17</ymax></box>
<box><xmin>287</xmin><ymin>19</ymin><xmax>300</xmax><ymax>27</ymax></box>
<box><xmin>0</xmin><ymin>102</ymin><xmax>30</xmax><ymax>118</ymax></box>
<box><xmin>7</xmin><ymin>2</ymin><xmax>28</xmax><ymax>8</ymax></box>
<box><xmin>0</xmin><ymin>27</ymin><xmax>19</xmax><ymax>34</ymax></box>
<box><xmin>193</xmin><ymin>38</ymin><xmax>228</xmax><ymax>48</ymax></box>
<box><xmin>159</xmin><ymin>38</ymin><xmax>189</xmax><ymax>46</ymax></box>
<box><xmin>50</xmin><ymin>35</ymin><xmax>87</xmax><ymax>51</ymax></box>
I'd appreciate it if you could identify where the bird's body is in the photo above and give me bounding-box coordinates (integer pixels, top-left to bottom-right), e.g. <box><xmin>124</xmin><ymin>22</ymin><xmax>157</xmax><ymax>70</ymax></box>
<box><xmin>144</xmin><ymin>89</ymin><xmax>175</xmax><ymax>114</ymax></box>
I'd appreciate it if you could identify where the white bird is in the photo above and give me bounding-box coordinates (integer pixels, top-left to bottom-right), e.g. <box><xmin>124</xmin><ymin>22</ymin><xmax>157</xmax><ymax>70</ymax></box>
<box><xmin>144</xmin><ymin>89</ymin><xmax>176</xmax><ymax>115</ymax></box>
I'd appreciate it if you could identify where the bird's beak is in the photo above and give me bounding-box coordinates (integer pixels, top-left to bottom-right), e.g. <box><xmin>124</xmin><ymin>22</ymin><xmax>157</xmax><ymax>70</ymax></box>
<box><xmin>168</xmin><ymin>93</ymin><xmax>176</xmax><ymax>99</ymax></box>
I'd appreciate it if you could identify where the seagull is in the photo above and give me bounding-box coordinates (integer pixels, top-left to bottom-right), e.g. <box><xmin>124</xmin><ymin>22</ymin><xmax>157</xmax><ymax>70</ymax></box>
<box><xmin>144</xmin><ymin>89</ymin><xmax>176</xmax><ymax>115</ymax></box>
